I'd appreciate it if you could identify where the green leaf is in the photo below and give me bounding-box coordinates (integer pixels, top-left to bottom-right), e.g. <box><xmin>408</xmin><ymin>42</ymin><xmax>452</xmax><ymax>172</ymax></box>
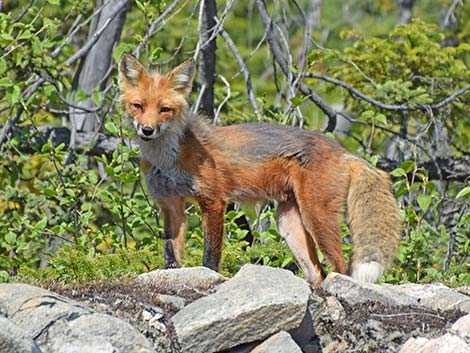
<box><xmin>369</xmin><ymin>155</ymin><xmax>378</xmax><ymax>167</ymax></box>
<box><xmin>361</xmin><ymin>110</ymin><xmax>374</xmax><ymax>120</ymax></box>
<box><xmin>135</xmin><ymin>0</ymin><xmax>146</xmax><ymax>12</ymax></box>
<box><xmin>456</xmin><ymin>186</ymin><xmax>470</xmax><ymax>199</ymax></box>
<box><xmin>0</xmin><ymin>270</ymin><xmax>10</xmax><ymax>282</ymax></box>
<box><xmin>43</xmin><ymin>188</ymin><xmax>57</xmax><ymax>197</ymax></box>
<box><xmin>390</xmin><ymin>168</ymin><xmax>406</xmax><ymax>177</ymax></box>
<box><xmin>281</xmin><ymin>256</ymin><xmax>293</xmax><ymax>268</ymax></box>
<box><xmin>290</xmin><ymin>96</ymin><xmax>303</xmax><ymax>106</ymax></box>
<box><xmin>74</xmin><ymin>89</ymin><xmax>89</xmax><ymax>102</ymax></box>
<box><xmin>0</xmin><ymin>77</ymin><xmax>12</xmax><ymax>87</ymax></box>
<box><xmin>35</xmin><ymin>217</ymin><xmax>47</xmax><ymax>231</ymax></box>
<box><xmin>417</xmin><ymin>194</ymin><xmax>432</xmax><ymax>213</ymax></box>
<box><xmin>375</xmin><ymin>114</ymin><xmax>387</xmax><ymax>125</ymax></box>
<box><xmin>0</xmin><ymin>58</ymin><xmax>7</xmax><ymax>75</ymax></box>
<box><xmin>5</xmin><ymin>232</ymin><xmax>16</xmax><ymax>244</ymax></box>
<box><xmin>8</xmin><ymin>85</ymin><xmax>21</xmax><ymax>105</ymax></box>
<box><xmin>149</xmin><ymin>47</ymin><xmax>163</xmax><ymax>62</ymax></box>
<box><xmin>105</xmin><ymin>121</ymin><xmax>119</xmax><ymax>135</ymax></box>
<box><xmin>400</xmin><ymin>160</ymin><xmax>415</xmax><ymax>174</ymax></box>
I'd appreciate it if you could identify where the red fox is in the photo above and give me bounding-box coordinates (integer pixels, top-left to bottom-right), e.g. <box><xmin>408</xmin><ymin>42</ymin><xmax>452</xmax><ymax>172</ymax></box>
<box><xmin>118</xmin><ymin>53</ymin><xmax>402</xmax><ymax>287</ymax></box>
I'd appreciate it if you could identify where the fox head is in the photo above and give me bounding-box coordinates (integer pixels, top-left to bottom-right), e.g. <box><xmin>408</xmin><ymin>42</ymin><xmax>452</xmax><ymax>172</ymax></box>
<box><xmin>118</xmin><ymin>53</ymin><xmax>195</xmax><ymax>140</ymax></box>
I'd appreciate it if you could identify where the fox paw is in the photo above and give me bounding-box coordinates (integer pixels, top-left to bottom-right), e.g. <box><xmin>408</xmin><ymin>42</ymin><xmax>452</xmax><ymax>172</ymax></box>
<box><xmin>164</xmin><ymin>262</ymin><xmax>181</xmax><ymax>269</ymax></box>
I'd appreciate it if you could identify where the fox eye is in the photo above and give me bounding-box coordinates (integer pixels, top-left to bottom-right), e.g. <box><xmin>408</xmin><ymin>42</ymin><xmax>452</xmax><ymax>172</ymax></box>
<box><xmin>132</xmin><ymin>103</ymin><xmax>142</xmax><ymax>110</ymax></box>
<box><xmin>160</xmin><ymin>107</ymin><xmax>172</xmax><ymax>113</ymax></box>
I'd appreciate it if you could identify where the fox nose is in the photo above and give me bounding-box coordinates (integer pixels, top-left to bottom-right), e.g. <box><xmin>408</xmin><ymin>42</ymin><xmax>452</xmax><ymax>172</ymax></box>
<box><xmin>141</xmin><ymin>126</ymin><xmax>154</xmax><ymax>136</ymax></box>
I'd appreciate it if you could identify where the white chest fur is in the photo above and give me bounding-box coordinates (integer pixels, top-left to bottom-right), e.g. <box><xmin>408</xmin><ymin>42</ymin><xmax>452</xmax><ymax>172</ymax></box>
<box><xmin>138</xmin><ymin>136</ymin><xmax>197</xmax><ymax>199</ymax></box>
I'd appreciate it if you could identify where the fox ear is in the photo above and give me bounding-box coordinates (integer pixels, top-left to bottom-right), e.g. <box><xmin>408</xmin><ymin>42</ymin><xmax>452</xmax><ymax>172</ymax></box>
<box><xmin>118</xmin><ymin>53</ymin><xmax>146</xmax><ymax>88</ymax></box>
<box><xmin>169</xmin><ymin>59</ymin><xmax>196</xmax><ymax>97</ymax></box>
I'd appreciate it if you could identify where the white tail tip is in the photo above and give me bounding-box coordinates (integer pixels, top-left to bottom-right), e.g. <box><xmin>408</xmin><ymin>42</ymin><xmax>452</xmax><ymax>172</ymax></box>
<box><xmin>351</xmin><ymin>261</ymin><xmax>383</xmax><ymax>283</ymax></box>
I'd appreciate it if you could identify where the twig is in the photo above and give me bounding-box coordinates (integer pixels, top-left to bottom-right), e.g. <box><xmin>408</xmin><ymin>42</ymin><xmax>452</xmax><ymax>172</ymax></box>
<box><xmin>255</xmin><ymin>0</ymin><xmax>338</xmax><ymax>131</ymax></box>
<box><xmin>370</xmin><ymin>312</ymin><xmax>446</xmax><ymax>321</ymax></box>
<box><xmin>214</xmin><ymin>74</ymin><xmax>230</xmax><ymax>125</ymax></box>
<box><xmin>66</xmin><ymin>0</ymin><xmax>128</xmax><ymax>66</ymax></box>
<box><xmin>133</xmin><ymin>0</ymin><xmax>184</xmax><ymax>58</ymax></box>
<box><xmin>304</xmin><ymin>73</ymin><xmax>470</xmax><ymax>112</ymax></box>
<box><xmin>219</xmin><ymin>28</ymin><xmax>259</xmax><ymax>114</ymax></box>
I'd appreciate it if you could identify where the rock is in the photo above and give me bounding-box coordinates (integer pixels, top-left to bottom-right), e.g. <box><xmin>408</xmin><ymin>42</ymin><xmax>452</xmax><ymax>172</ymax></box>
<box><xmin>321</xmin><ymin>272</ymin><xmax>417</xmax><ymax>307</ymax></box>
<box><xmin>457</xmin><ymin>286</ymin><xmax>470</xmax><ymax>297</ymax></box>
<box><xmin>133</xmin><ymin>266</ymin><xmax>227</xmax><ymax>295</ymax></box>
<box><xmin>155</xmin><ymin>293</ymin><xmax>187</xmax><ymax>310</ymax></box>
<box><xmin>321</xmin><ymin>273</ymin><xmax>470</xmax><ymax>314</ymax></box>
<box><xmin>0</xmin><ymin>316</ymin><xmax>42</xmax><ymax>353</ymax></box>
<box><xmin>399</xmin><ymin>333</ymin><xmax>470</xmax><ymax>353</ymax></box>
<box><xmin>452</xmin><ymin>313</ymin><xmax>470</xmax><ymax>340</ymax></box>
<box><xmin>392</xmin><ymin>283</ymin><xmax>470</xmax><ymax>313</ymax></box>
<box><xmin>1</xmin><ymin>284</ymin><xmax>90</xmax><ymax>339</ymax></box>
<box><xmin>171</xmin><ymin>264</ymin><xmax>310</xmax><ymax>353</ymax></box>
<box><xmin>250</xmin><ymin>331</ymin><xmax>302</xmax><ymax>353</ymax></box>
<box><xmin>399</xmin><ymin>337</ymin><xmax>430</xmax><ymax>352</ymax></box>
<box><xmin>0</xmin><ymin>283</ymin><xmax>156</xmax><ymax>353</ymax></box>
<box><xmin>41</xmin><ymin>313</ymin><xmax>156</xmax><ymax>353</ymax></box>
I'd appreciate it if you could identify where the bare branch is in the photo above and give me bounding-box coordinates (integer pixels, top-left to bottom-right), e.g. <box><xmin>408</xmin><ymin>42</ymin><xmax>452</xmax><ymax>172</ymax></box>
<box><xmin>304</xmin><ymin>72</ymin><xmax>470</xmax><ymax>112</ymax></box>
<box><xmin>133</xmin><ymin>0</ymin><xmax>184</xmax><ymax>58</ymax></box>
<box><xmin>255</xmin><ymin>0</ymin><xmax>338</xmax><ymax>131</ymax></box>
<box><xmin>377</xmin><ymin>156</ymin><xmax>470</xmax><ymax>182</ymax></box>
<box><xmin>219</xmin><ymin>28</ymin><xmax>259</xmax><ymax>114</ymax></box>
<box><xmin>214</xmin><ymin>74</ymin><xmax>231</xmax><ymax>125</ymax></box>
<box><xmin>66</xmin><ymin>0</ymin><xmax>128</xmax><ymax>66</ymax></box>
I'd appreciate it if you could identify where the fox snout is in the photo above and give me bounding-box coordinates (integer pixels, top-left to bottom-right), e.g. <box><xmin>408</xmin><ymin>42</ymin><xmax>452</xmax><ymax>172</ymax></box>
<box><xmin>134</xmin><ymin>121</ymin><xmax>169</xmax><ymax>140</ymax></box>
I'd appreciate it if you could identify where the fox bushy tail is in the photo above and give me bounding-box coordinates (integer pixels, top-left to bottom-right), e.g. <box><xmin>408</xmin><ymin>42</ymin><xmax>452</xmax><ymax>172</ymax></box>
<box><xmin>346</xmin><ymin>159</ymin><xmax>401</xmax><ymax>282</ymax></box>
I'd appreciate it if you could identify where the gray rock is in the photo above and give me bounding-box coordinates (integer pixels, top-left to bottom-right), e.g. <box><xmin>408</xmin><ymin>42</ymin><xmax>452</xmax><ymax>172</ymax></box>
<box><xmin>250</xmin><ymin>331</ymin><xmax>302</xmax><ymax>353</ymax></box>
<box><xmin>457</xmin><ymin>286</ymin><xmax>470</xmax><ymax>297</ymax></box>
<box><xmin>452</xmin><ymin>313</ymin><xmax>470</xmax><ymax>340</ymax></box>
<box><xmin>0</xmin><ymin>317</ymin><xmax>42</xmax><ymax>353</ymax></box>
<box><xmin>2</xmin><ymin>284</ymin><xmax>90</xmax><ymax>339</ymax></box>
<box><xmin>321</xmin><ymin>273</ymin><xmax>417</xmax><ymax>307</ymax></box>
<box><xmin>399</xmin><ymin>333</ymin><xmax>470</xmax><ymax>353</ymax></box>
<box><xmin>171</xmin><ymin>264</ymin><xmax>310</xmax><ymax>353</ymax></box>
<box><xmin>0</xmin><ymin>283</ymin><xmax>62</xmax><ymax>315</ymax></box>
<box><xmin>0</xmin><ymin>283</ymin><xmax>156</xmax><ymax>353</ymax></box>
<box><xmin>392</xmin><ymin>283</ymin><xmax>470</xmax><ymax>313</ymax></box>
<box><xmin>133</xmin><ymin>266</ymin><xmax>227</xmax><ymax>294</ymax></box>
<box><xmin>39</xmin><ymin>313</ymin><xmax>155</xmax><ymax>353</ymax></box>
<box><xmin>322</xmin><ymin>273</ymin><xmax>470</xmax><ymax>313</ymax></box>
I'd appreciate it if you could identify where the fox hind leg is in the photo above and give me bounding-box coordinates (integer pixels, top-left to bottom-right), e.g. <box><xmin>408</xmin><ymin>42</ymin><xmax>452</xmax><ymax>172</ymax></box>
<box><xmin>200</xmin><ymin>200</ymin><xmax>227</xmax><ymax>271</ymax></box>
<box><xmin>277</xmin><ymin>199</ymin><xmax>325</xmax><ymax>287</ymax></box>
<box><xmin>292</xmin><ymin>175</ymin><xmax>348</xmax><ymax>276</ymax></box>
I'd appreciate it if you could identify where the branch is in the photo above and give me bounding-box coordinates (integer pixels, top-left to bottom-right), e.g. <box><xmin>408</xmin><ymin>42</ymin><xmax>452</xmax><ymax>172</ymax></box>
<box><xmin>304</xmin><ymin>73</ymin><xmax>470</xmax><ymax>112</ymax></box>
<box><xmin>219</xmin><ymin>28</ymin><xmax>259</xmax><ymax>114</ymax></box>
<box><xmin>255</xmin><ymin>0</ymin><xmax>338</xmax><ymax>131</ymax></box>
<box><xmin>133</xmin><ymin>0</ymin><xmax>183</xmax><ymax>58</ymax></box>
<box><xmin>377</xmin><ymin>156</ymin><xmax>470</xmax><ymax>182</ymax></box>
<box><xmin>66</xmin><ymin>0</ymin><xmax>128</xmax><ymax>66</ymax></box>
<box><xmin>12</xmin><ymin>125</ymin><xmax>133</xmax><ymax>158</ymax></box>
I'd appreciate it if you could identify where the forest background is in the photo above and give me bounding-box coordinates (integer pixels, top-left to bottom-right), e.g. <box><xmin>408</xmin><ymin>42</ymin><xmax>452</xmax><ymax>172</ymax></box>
<box><xmin>0</xmin><ymin>0</ymin><xmax>469</xmax><ymax>286</ymax></box>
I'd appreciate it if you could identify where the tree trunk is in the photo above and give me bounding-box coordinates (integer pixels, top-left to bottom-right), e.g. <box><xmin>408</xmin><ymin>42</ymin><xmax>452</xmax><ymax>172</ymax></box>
<box><xmin>197</xmin><ymin>0</ymin><xmax>217</xmax><ymax>119</ymax></box>
<box><xmin>70</xmin><ymin>0</ymin><xmax>129</xmax><ymax>132</ymax></box>
<box><xmin>397</xmin><ymin>0</ymin><xmax>416</xmax><ymax>24</ymax></box>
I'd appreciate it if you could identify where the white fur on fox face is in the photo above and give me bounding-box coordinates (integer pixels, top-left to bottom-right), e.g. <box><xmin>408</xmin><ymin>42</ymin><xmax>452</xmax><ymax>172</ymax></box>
<box><xmin>134</xmin><ymin>121</ymin><xmax>170</xmax><ymax>139</ymax></box>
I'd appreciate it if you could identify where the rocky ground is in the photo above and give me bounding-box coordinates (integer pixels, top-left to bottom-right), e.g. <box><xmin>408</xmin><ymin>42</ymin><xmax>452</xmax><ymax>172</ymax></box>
<box><xmin>1</xmin><ymin>265</ymin><xmax>469</xmax><ymax>353</ymax></box>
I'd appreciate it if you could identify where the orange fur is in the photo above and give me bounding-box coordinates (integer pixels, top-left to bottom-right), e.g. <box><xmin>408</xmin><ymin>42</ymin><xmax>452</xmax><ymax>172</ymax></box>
<box><xmin>118</xmin><ymin>53</ymin><xmax>402</xmax><ymax>286</ymax></box>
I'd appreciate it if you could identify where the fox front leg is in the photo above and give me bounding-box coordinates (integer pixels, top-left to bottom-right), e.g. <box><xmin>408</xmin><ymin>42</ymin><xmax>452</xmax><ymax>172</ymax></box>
<box><xmin>159</xmin><ymin>197</ymin><xmax>187</xmax><ymax>268</ymax></box>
